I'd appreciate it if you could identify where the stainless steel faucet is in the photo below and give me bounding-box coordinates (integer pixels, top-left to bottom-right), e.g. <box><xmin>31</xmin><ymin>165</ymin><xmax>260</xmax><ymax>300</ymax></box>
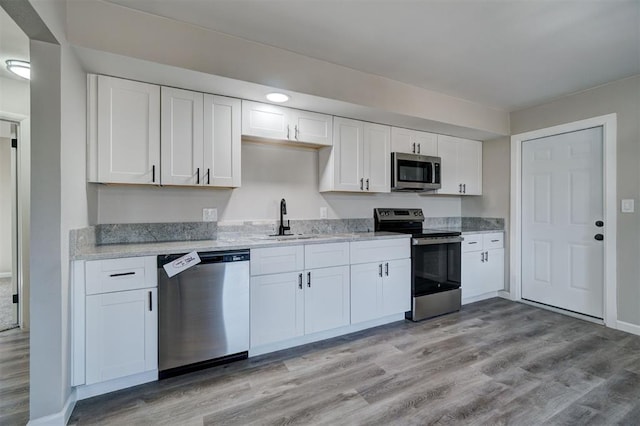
<box><xmin>278</xmin><ymin>198</ymin><xmax>291</xmax><ymax>236</ymax></box>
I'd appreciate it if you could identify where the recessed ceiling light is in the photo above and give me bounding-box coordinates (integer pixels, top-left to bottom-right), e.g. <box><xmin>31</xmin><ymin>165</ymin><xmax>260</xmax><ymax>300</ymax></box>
<box><xmin>6</xmin><ymin>60</ymin><xmax>30</xmax><ymax>80</ymax></box>
<box><xmin>266</xmin><ymin>92</ymin><xmax>289</xmax><ymax>103</ymax></box>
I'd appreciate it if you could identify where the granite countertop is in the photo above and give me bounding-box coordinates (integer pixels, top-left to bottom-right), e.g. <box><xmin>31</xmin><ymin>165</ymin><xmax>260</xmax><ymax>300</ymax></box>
<box><xmin>426</xmin><ymin>227</ymin><xmax>505</xmax><ymax>235</ymax></box>
<box><xmin>71</xmin><ymin>231</ymin><xmax>410</xmax><ymax>261</ymax></box>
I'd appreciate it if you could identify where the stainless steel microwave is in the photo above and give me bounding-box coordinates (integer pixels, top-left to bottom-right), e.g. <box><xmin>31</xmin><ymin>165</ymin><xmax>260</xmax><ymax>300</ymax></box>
<box><xmin>391</xmin><ymin>152</ymin><xmax>441</xmax><ymax>192</ymax></box>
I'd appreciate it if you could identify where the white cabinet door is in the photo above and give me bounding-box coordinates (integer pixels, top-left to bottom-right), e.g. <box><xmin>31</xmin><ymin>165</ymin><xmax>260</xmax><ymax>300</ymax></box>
<box><xmin>161</xmin><ymin>87</ymin><xmax>204</xmax><ymax>186</ymax></box>
<box><xmin>350</xmin><ymin>262</ymin><xmax>382</xmax><ymax>324</ymax></box>
<box><xmin>462</xmin><ymin>250</ymin><xmax>485</xmax><ymax>300</ymax></box>
<box><xmin>250</xmin><ymin>272</ymin><xmax>304</xmax><ymax>347</ymax></box>
<box><xmin>484</xmin><ymin>248</ymin><xmax>504</xmax><ymax>294</ymax></box>
<box><xmin>332</xmin><ymin>117</ymin><xmax>364</xmax><ymax>191</ymax></box>
<box><xmin>95</xmin><ymin>75</ymin><xmax>160</xmax><ymax>184</ymax></box>
<box><xmin>436</xmin><ymin>135</ymin><xmax>482</xmax><ymax>195</ymax></box>
<box><xmin>203</xmin><ymin>95</ymin><xmax>241</xmax><ymax>187</ymax></box>
<box><xmin>363</xmin><ymin>122</ymin><xmax>391</xmax><ymax>193</ymax></box>
<box><xmin>382</xmin><ymin>258</ymin><xmax>411</xmax><ymax>316</ymax></box>
<box><xmin>290</xmin><ymin>110</ymin><xmax>333</xmax><ymax>146</ymax></box>
<box><xmin>457</xmin><ymin>138</ymin><xmax>482</xmax><ymax>195</ymax></box>
<box><xmin>414</xmin><ymin>131</ymin><xmax>438</xmax><ymax>156</ymax></box>
<box><xmin>85</xmin><ymin>288</ymin><xmax>157</xmax><ymax>385</ymax></box>
<box><xmin>304</xmin><ymin>266</ymin><xmax>350</xmax><ymax>334</ymax></box>
<box><xmin>242</xmin><ymin>101</ymin><xmax>289</xmax><ymax>140</ymax></box>
<box><xmin>436</xmin><ymin>135</ymin><xmax>460</xmax><ymax>194</ymax></box>
<box><xmin>391</xmin><ymin>127</ymin><xmax>437</xmax><ymax>156</ymax></box>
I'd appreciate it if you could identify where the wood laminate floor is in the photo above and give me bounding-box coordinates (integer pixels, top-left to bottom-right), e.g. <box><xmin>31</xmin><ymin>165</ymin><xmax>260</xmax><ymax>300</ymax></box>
<box><xmin>0</xmin><ymin>327</ymin><xmax>29</xmax><ymax>425</ymax></box>
<box><xmin>7</xmin><ymin>298</ymin><xmax>639</xmax><ymax>425</ymax></box>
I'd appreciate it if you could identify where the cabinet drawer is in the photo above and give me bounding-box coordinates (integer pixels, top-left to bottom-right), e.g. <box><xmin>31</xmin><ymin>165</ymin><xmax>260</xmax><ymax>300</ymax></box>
<box><xmin>85</xmin><ymin>256</ymin><xmax>157</xmax><ymax>295</ymax></box>
<box><xmin>483</xmin><ymin>233</ymin><xmax>504</xmax><ymax>250</ymax></box>
<box><xmin>350</xmin><ymin>237</ymin><xmax>410</xmax><ymax>264</ymax></box>
<box><xmin>251</xmin><ymin>245</ymin><xmax>304</xmax><ymax>276</ymax></box>
<box><xmin>304</xmin><ymin>242</ymin><xmax>349</xmax><ymax>269</ymax></box>
<box><xmin>462</xmin><ymin>234</ymin><xmax>483</xmax><ymax>252</ymax></box>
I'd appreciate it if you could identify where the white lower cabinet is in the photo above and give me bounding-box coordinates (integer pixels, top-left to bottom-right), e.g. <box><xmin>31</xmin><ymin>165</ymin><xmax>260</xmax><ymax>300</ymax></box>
<box><xmin>351</xmin><ymin>258</ymin><xmax>411</xmax><ymax>324</ymax></box>
<box><xmin>85</xmin><ymin>288</ymin><xmax>158</xmax><ymax>385</ymax></box>
<box><xmin>250</xmin><ymin>243</ymin><xmax>350</xmax><ymax>348</ymax></box>
<box><xmin>350</xmin><ymin>238</ymin><xmax>411</xmax><ymax>324</ymax></box>
<box><xmin>462</xmin><ymin>233</ymin><xmax>505</xmax><ymax>300</ymax></box>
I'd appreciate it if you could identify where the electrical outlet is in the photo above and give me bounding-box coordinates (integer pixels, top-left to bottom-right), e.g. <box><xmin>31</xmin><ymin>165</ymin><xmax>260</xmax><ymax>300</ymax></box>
<box><xmin>621</xmin><ymin>199</ymin><xmax>635</xmax><ymax>213</ymax></box>
<box><xmin>320</xmin><ymin>207</ymin><xmax>328</xmax><ymax>219</ymax></box>
<box><xmin>202</xmin><ymin>208</ymin><xmax>218</xmax><ymax>222</ymax></box>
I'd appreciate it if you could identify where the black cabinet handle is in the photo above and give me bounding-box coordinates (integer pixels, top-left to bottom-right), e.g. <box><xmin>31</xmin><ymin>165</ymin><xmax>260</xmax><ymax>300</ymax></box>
<box><xmin>206</xmin><ymin>168</ymin><xmax>211</xmax><ymax>185</ymax></box>
<box><xmin>366</xmin><ymin>179</ymin><xmax>370</xmax><ymax>191</ymax></box>
<box><xmin>109</xmin><ymin>272</ymin><xmax>135</xmax><ymax>278</ymax></box>
<box><xmin>196</xmin><ymin>168</ymin><xmax>200</xmax><ymax>184</ymax></box>
<box><xmin>307</xmin><ymin>272</ymin><xmax>311</xmax><ymax>288</ymax></box>
<box><xmin>360</xmin><ymin>178</ymin><xmax>364</xmax><ymax>190</ymax></box>
<box><xmin>379</xmin><ymin>263</ymin><xmax>383</xmax><ymax>277</ymax></box>
<box><xmin>595</xmin><ymin>234</ymin><xmax>604</xmax><ymax>241</ymax></box>
<box><xmin>417</xmin><ymin>143</ymin><xmax>421</xmax><ymax>154</ymax></box>
<box><xmin>412</xmin><ymin>142</ymin><xmax>416</xmax><ymax>153</ymax></box>
<box><xmin>298</xmin><ymin>273</ymin><xmax>303</xmax><ymax>289</ymax></box>
<box><xmin>485</xmin><ymin>251</ymin><xmax>489</xmax><ymax>262</ymax></box>
<box><xmin>385</xmin><ymin>262</ymin><xmax>389</xmax><ymax>276</ymax></box>
<box><xmin>148</xmin><ymin>291</ymin><xmax>152</xmax><ymax>311</ymax></box>
<box><xmin>152</xmin><ymin>165</ymin><xmax>156</xmax><ymax>183</ymax></box>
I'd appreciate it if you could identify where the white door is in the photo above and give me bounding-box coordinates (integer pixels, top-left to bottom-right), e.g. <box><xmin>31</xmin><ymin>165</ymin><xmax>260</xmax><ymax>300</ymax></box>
<box><xmin>203</xmin><ymin>95</ymin><xmax>241</xmax><ymax>187</ymax></box>
<box><xmin>521</xmin><ymin>126</ymin><xmax>604</xmax><ymax>318</ymax></box>
<box><xmin>161</xmin><ymin>87</ymin><xmax>204</xmax><ymax>186</ymax></box>
<box><xmin>333</xmin><ymin>117</ymin><xmax>364</xmax><ymax>191</ymax></box>
<box><xmin>382</xmin><ymin>258</ymin><xmax>411</xmax><ymax>316</ymax></box>
<box><xmin>241</xmin><ymin>101</ymin><xmax>289</xmax><ymax>140</ymax></box>
<box><xmin>350</xmin><ymin>262</ymin><xmax>382</xmax><ymax>324</ymax></box>
<box><xmin>85</xmin><ymin>288</ymin><xmax>157</xmax><ymax>384</ymax></box>
<box><xmin>97</xmin><ymin>76</ymin><xmax>160</xmax><ymax>184</ymax></box>
<box><xmin>304</xmin><ymin>266</ymin><xmax>350</xmax><ymax>334</ymax></box>
<box><xmin>457</xmin><ymin>139</ymin><xmax>482</xmax><ymax>195</ymax></box>
<box><xmin>363</xmin><ymin>122</ymin><xmax>390</xmax><ymax>193</ymax></box>
<box><xmin>290</xmin><ymin>110</ymin><xmax>333</xmax><ymax>146</ymax></box>
<box><xmin>250</xmin><ymin>272</ymin><xmax>304</xmax><ymax>347</ymax></box>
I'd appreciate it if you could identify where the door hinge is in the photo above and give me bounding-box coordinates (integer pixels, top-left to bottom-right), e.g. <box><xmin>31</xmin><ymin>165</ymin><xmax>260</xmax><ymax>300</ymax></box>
<box><xmin>12</xmin><ymin>294</ymin><xmax>18</xmax><ymax>304</ymax></box>
<box><xmin>11</xmin><ymin>138</ymin><xmax>17</xmax><ymax>149</ymax></box>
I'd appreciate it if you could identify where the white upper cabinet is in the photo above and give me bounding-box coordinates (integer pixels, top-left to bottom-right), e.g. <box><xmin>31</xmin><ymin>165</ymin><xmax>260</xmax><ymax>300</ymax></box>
<box><xmin>204</xmin><ymin>95</ymin><xmax>242</xmax><ymax>187</ymax></box>
<box><xmin>161</xmin><ymin>88</ymin><xmax>241</xmax><ymax>187</ymax></box>
<box><xmin>319</xmin><ymin>117</ymin><xmax>390</xmax><ymax>193</ymax></box>
<box><xmin>161</xmin><ymin>87</ymin><xmax>204</xmax><ymax>186</ymax></box>
<box><xmin>241</xmin><ymin>100</ymin><xmax>332</xmax><ymax>146</ymax></box>
<box><xmin>436</xmin><ymin>135</ymin><xmax>482</xmax><ymax>195</ymax></box>
<box><xmin>391</xmin><ymin>127</ymin><xmax>437</xmax><ymax>156</ymax></box>
<box><xmin>89</xmin><ymin>75</ymin><xmax>160</xmax><ymax>185</ymax></box>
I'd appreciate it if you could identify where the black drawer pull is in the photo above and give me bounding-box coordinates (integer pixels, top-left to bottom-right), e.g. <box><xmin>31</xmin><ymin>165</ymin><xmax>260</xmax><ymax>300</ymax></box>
<box><xmin>468</xmin><ymin>241</ymin><xmax>478</xmax><ymax>245</ymax></box>
<box><xmin>491</xmin><ymin>239</ymin><xmax>500</xmax><ymax>243</ymax></box>
<box><xmin>109</xmin><ymin>272</ymin><xmax>135</xmax><ymax>278</ymax></box>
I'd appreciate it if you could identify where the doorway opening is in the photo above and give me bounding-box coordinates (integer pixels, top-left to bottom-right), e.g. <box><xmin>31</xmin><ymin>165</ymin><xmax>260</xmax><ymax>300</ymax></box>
<box><xmin>0</xmin><ymin>120</ymin><xmax>18</xmax><ymax>331</ymax></box>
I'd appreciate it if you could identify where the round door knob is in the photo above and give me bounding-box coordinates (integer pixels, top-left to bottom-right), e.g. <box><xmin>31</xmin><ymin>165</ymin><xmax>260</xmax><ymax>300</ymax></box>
<box><xmin>595</xmin><ymin>220</ymin><xmax>604</xmax><ymax>227</ymax></box>
<box><xmin>594</xmin><ymin>234</ymin><xmax>604</xmax><ymax>241</ymax></box>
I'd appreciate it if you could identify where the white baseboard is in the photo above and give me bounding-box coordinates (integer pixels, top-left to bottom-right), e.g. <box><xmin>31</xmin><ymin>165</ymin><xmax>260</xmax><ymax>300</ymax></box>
<box><xmin>27</xmin><ymin>389</ymin><xmax>76</xmax><ymax>426</ymax></box>
<box><xmin>462</xmin><ymin>291</ymin><xmax>500</xmax><ymax>305</ymax></box>
<box><xmin>498</xmin><ymin>290</ymin><xmax>512</xmax><ymax>300</ymax></box>
<box><xmin>616</xmin><ymin>320</ymin><xmax>640</xmax><ymax>336</ymax></box>
<box><xmin>75</xmin><ymin>370</ymin><xmax>158</xmax><ymax>401</ymax></box>
<box><xmin>0</xmin><ymin>272</ymin><xmax>11</xmax><ymax>279</ymax></box>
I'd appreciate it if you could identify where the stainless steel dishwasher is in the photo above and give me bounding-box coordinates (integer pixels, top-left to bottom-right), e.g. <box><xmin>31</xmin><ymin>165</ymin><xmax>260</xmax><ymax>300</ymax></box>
<box><xmin>157</xmin><ymin>250</ymin><xmax>250</xmax><ymax>378</ymax></box>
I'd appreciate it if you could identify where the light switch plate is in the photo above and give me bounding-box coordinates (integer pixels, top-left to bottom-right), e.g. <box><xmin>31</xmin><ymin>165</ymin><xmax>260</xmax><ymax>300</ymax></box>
<box><xmin>203</xmin><ymin>208</ymin><xmax>218</xmax><ymax>222</ymax></box>
<box><xmin>320</xmin><ymin>207</ymin><xmax>328</xmax><ymax>219</ymax></box>
<box><xmin>621</xmin><ymin>199</ymin><xmax>635</xmax><ymax>213</ymax></box>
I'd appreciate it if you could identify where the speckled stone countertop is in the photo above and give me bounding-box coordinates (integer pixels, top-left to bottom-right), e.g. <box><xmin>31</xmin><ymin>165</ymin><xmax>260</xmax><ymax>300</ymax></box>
<box><xmin>70</xmin><ymin>232</ymin><xmax>410</xmax><ymax>261</ymax></box>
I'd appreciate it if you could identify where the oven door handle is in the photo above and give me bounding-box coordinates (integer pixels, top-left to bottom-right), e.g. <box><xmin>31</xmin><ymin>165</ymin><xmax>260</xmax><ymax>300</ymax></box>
<box><xmin>412</xmin><ymin>237</ymin><xmax>463</xmax><ymax>245</ymax></box>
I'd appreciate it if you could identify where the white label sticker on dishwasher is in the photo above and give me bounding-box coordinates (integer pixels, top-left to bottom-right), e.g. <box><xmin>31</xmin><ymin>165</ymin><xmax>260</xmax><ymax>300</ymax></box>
<box><xmin>163</xmin><ymin>251</ymin><xmax>201</xmax><ymax>278</ymax></box>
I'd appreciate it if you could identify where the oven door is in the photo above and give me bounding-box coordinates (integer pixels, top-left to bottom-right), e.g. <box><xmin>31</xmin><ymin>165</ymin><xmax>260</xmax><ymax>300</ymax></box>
<box><xmin>391</xmin><ymin>153</ymin><xmax>441</xmax><ymax>191</ymax></box>
<box><xmin>412</xmin><ymin>238</ymin><xmax>461</xmax><ymax>296</ymax></box>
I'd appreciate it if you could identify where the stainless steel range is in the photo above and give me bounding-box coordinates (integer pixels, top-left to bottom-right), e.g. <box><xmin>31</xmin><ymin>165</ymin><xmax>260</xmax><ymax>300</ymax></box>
<box><xmin>374</xmin><ymin>208</ymin><xmax>462</xmax><ymax>321</ymax></box>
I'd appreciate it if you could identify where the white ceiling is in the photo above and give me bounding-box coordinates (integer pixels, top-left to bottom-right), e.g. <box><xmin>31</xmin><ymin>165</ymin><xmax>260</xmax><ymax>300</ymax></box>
<box><xmin>0</xmin><ymin>7</ymin><xmax>30</xmax><ymax>81</ymax></box>
<box><xmin>106</xmin><ymin>0</ymin><xmax>640</xmax><ymax>112</ymax></box>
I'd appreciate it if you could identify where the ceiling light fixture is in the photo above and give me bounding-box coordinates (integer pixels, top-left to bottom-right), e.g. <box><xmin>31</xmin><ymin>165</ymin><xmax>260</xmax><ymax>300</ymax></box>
<box><xmin>6</xmin><ymin>60</ymin><xmax>30</xmax><ymax>80</ymax></box>
<box><xmin>266</xmin><ymin>92</ymin><xmax>289</xmax><ymax>103</ymax></box>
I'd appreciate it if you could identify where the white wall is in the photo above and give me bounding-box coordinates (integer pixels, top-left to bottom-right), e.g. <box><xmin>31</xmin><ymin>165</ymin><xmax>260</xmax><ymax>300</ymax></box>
<box><xmin>0</xmin><ymin>76</ymin><xmax>29</xmax><ymax>118</ymax></box>
<box><xmin>0</xmin><ymin>137</ymin><xmax>11</xmax><ymax>274</ymax></box>
<box><xmin>96</xmin><ymin>141</ymin><xmax>461</xmax><ymax>224</ymax></box>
